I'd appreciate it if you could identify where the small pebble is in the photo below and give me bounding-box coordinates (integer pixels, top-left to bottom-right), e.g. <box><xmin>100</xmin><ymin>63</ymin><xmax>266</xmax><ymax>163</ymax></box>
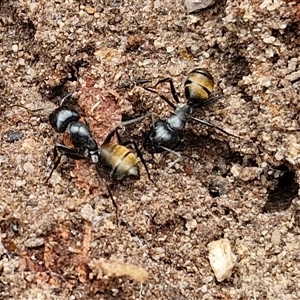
<box><xmin>80</xmin><ymin>204</ymin><xmax>94</xmax><ymax>222</ymax></box>
<box><xmin>185</xmin><ymin>0</ymin><xmax>215</xmax><ymax>13</ymax></box>
<box><xmin>4</xmin><ymin>130</ymin><xmax>23</xmax><ymax>143</ymax></box>
<box><xmin>285</xmin><ymin>70</ymin><xmax>300</xmax><ymax>82</ymax></box>
<box><xmin>263</xmin><ymin>36</ymin><xmax>276</xmax><ymax>44</ymax></box>
<box><xmin>271</xmin><ymin>229</ymin><xmax>281</xmax><ymax>245</ymax></box>
<box><xmin>11</xmin><ymin>44</ymin><xmax>18</xmax><ymax>52</ymax></box>
<box><xmin>24</xmin><ymin>237</ymin><xmax>45</xmax><ymax>248</ymax></box>
<box><xmin>166</xmin><ymin>46</ymin><xmax>175</xmax><ymax>53</ymax></box>
<box><xmin>23</xmin><ymin>161</ymin><xmax>35</xmax><ymax>174</ymax></box>
<box><xmin>16</xmin><ymin>179</ymin><xmax>26</xmax><ymax>187</ymax></box>
<box><xmin>208</xmin><ymin>238</ymin><xmax>237</xmax><ymax>282</ymax></box>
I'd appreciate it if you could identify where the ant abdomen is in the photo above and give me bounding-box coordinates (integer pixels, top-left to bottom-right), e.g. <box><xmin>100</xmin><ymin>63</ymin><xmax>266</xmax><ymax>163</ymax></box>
<box><xmin>99</xmin><ymin>143</ymin><xmax>140</xmax><ymax>180</ymax></box>
<box><xmin>184</xmin><ymin>68</ymin><xmax>214</xmax><ymax>107</ymax></box>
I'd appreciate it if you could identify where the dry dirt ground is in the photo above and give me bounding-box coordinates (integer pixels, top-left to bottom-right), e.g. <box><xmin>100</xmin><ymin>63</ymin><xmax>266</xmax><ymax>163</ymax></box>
<box><xmin>1</xmin><ymin>0</ymin><xmax>300</xmax><ymax>299</ymax></box>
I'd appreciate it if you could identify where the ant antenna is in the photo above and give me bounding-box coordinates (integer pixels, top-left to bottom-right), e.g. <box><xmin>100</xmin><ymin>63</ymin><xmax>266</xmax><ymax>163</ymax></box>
<box><xmin>191</xmin><ymin>116</ymin><xmax>241</xmax><ymax>138</ymax></box>
<box><xmin>59</xmin><ymin>92</ymin><xmax>74</xmax><ymax>107</ymax></box>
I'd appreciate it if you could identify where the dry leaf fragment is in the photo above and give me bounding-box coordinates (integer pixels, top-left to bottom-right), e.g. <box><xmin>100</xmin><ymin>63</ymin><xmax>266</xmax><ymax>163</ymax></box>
<box><xmin>90</xmin><ymin>258</ymin><xmax>148</xmax><ymax>283</ymax></box>
<box><xmin>24</xmin><ymin>237</ymin><xmax>45</xmax><ymax>248</ymax></box>
<box><xmin>94</xmin><ymin>47</ymin><xmax>118</xmax><ymax>61</ymax></box>
<box><xmin>208</xmin><ymin>238</ymin><xmax>236</xmax><ymax>282</ymax></box>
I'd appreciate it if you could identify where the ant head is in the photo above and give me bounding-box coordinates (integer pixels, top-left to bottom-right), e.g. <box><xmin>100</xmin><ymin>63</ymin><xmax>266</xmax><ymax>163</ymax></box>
<box><xmin>49</xmin><ymin>107</ymin><xmax>80</xmax><ymax>133</ymax></box>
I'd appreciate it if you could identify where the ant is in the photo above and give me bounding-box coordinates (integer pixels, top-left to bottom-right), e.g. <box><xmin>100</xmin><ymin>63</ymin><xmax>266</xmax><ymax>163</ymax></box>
<box><xmin>46</xmin><ymin>94</ymin><xmax>151</xmax><ymax>224</ymax></box>
<box><xmin>137</xmin><ymin>69</ymin><xmax>239</xmax><ymax>176</ymax></box>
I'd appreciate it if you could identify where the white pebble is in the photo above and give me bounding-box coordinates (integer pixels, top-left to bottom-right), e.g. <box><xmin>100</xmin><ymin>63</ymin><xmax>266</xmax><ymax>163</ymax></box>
<box><xmin>23</xmin><ymin>161</ymin><xmax>35</xmax><ymax>174</ymax></box>
<box><xmin>271</xmin><ymin>229</ymin><xmax>281</xmax><ymax>245</ymax></box>
<box><xmin>12</xmin><ymin>44</ymin><xmax>18</xmax><ymax>52</ymax></box>
<box><xmin>166</xmin><ymin>46</ymin><xmax>175</xmax><ymax>53</ymax></box>
<box><xmin>185</xmin><ymin>219</ymin><xmax>197</xmax><ymax>231</ymax></box>
<box><xmin>185</xmin><ymin>0</ymin><xmax>215</xmax><ymax>13</ymax></box>
<box><xmin>200</xmin><ymin>285</ymin><xmax>208</xmax><ymax>293</ymax></box>
<box><xmin>16</xmin><ymin>180</ymin><xmax>26</xmax><ymax>187</ymax></box>
<box><xmin>208</xmin><ymin>238</ymin><xmax>237</xmax><ymax>282</ymax></box>
<box><xmin>263</xmin><ymin>36</ymin><xmax>276</xmax><ymax>44</ymax></box>
<box><xmin>285</xmin><ymin>70</ymin><xmax>300</xmax><ymax>82</ymax></box>
<box><xmin>230</xmin><ymin>164</ymin><xmax>242</xmax><ymax>177</ymax></box>
<box><xmin>80</xmin><ymin>204</ymin><xmax>94</xmax><ymax>222</ymax></box>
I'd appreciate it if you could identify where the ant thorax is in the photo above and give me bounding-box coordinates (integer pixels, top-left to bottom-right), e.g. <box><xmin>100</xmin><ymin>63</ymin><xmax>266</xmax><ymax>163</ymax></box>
<box><xmin>167</xmin><ymin>103</ymin><xmax>191</xmax><ymax>132</ymax></box>
<box><xmin>67</xmin><ymin>121</ymin><xmax>99</xmax><ymax>155</ymax></box>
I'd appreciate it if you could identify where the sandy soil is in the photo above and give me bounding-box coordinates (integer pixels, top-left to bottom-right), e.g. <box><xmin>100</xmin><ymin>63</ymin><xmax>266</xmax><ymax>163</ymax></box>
<box><xmin>1</xmin><ymin>0</ymin><xmax>300</xmax><ymax>299</ymax></box>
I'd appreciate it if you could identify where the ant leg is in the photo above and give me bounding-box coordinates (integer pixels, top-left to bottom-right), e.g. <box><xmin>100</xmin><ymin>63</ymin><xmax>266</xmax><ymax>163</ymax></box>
<box><xmin>11</xmin><ymin>105</ymin><xmax>46</xmax><ymax>115</ymax></box>
<box><xmin>151</xmin><ymin>113</ymin><xmax>156</xmax><ymax>128</ymax></box>
<box><xmin>45</xmin><ymin>146</ymin><xmax>62</xmax><ymax>183</ymax></box>
<box><xmin>55</xmin><ymin>144</ymin><xmax>87</xmax><ymax>159</ymax></box>
<box><xmin>134</xmin><ymin>78</ymin><xmax>152</xmax><ymax>85</ymax></box>
<box><xmin>119</xmin><ymin>115</ymin><xmax>147</xmax><ymax>127</ymax></box>
<box><xmin>123</xmin><ymin>141</ymin><xmax>152</xmax><ymax>182</ymax></box>
<box><xmin>95</xmin><ymin>164</ymin><xmax>119</xmax><ymax>226</ymax></box>
<box><xmin>82</xmin><ymin>118</ymin><xmax>94</xmax><ymax>133</ymax></box>
<box><xmin>114</xmin><ymin>128</ymin><xmax>123</xmax><ymax>144</ymax></box>
<box><xmin>102</xmin><ymin>128</ymin><xmax>117</xmax><ymax>145</ymax></box>
<box><xmin>45</xmin><ymin>144</ymin><xmax>86</xmax><ymax>183</ymax></box>
<box><xmin>13</xmin><ymin>92</ymin><xmax>75</xmax><ymax>116</ymax></box>
<box><xmin>113</xmin><ymin>128</ymin><xmax>152</xmax><ymax>182</ymax></box>
<box><xmin>141</xmin><ymin>86</ymin><xmax>176</xmax><ymax>110</ymax></box>
<box><xmin>103</xmin><ymin>115</ymin><xmax>147</xmax><ymax>145</ymax></box>
<box><xmin>141</xmin><ymin>76</ymin><xmax>224</xmax><ymax>111</ymax></box>
<box><xmin>158</xmin><ymin>145</ymin><xmax>182</xmax><ymax>178</ymax></box>
<box><xmin>152</xmin><ymin>77</ymin><xmax>180</xmax><ymax>104</ymax></box>
<box><xmin>190</xmin><ymin>116</ymin><xmax>240</xmax><ymax>138</ymax></box>
<box><xmin>136</xmin><ymin>77</ymin><xmax>179</xmax><ymax>109</ymax></box>
<box><xmin>201</xmin><ymin>95</ymin><xmax>223</xmax><ymax>107</ymax></box>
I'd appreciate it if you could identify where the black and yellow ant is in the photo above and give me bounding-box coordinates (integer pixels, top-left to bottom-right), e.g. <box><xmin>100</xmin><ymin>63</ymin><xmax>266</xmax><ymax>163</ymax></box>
<box><xmin>138</xmin><ymin>69</ymin><xmax>239</xmax><ymax>176</ymax></box>
<box><xmin>46</xmin><ymin>94</ymin><xmax>151</xmax><ymax>223</ymax></box>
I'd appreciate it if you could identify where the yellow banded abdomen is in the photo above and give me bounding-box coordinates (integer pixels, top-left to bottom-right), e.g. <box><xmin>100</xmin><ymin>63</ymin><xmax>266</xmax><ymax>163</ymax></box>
<box><xmin>99</xmin><ymin>143</ymin><xmax>139</xmax><ymax>180</ymax></box>
<box><xmin>184</xmin><ymin>69</ymin><xmax>214</xmax><ymax>106</ymax></box>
